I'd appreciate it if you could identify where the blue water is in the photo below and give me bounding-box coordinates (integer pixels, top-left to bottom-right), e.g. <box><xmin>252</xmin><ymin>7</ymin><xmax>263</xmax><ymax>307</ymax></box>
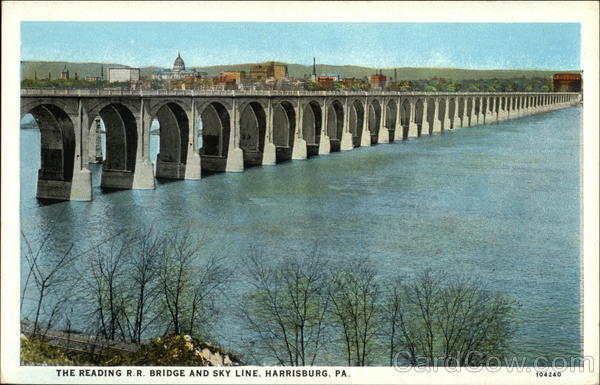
<box><xmin>19</xmin><ymin>106</ymin><xmax>581</xmax><ymax>364</ymax></box>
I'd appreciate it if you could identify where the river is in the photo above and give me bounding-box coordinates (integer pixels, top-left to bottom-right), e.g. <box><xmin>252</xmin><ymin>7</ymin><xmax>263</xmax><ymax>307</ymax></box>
<box><xmin>19</xmin><ymin>106</ymin><xmax>581</xmax><ymax>365</ymax></box>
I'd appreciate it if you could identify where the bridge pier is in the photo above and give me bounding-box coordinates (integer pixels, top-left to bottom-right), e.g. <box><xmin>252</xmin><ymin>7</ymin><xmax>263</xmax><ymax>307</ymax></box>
<box><xmin>262</xmin><ymin>99</ymin><xmax>277</xmax><ymax>165</ymax></box>
<box><xmin>226</xmin><ymin>148</ymin><xmax>244</xmax><ymax>172</ymax></box>
<box><xmin>442</xmin><ymin>98</ymin><xmax>451</xmax><ymax>131</ymax></box>
<box><xmin>132</xmin><ymin>160</ymin><xmax>155</xmax><ymax>189</ymax></box>
<box><xmin>340</xmin><ymin>131</ymin><xmax>354</xmax><ymax>150</ymax></box>
<box><xmin>451</xmin><ymin>100</ymin><xmax>460</xmax><ymax>130</ymax></box>
<box><xmin>226</xmin><ymin>101</ymin><xmax>244</xmax><ymax>172</ymax></box>
<box><xmin>378</xmin><ymin>98</ymin><xmax>389</xmax><ymax>143</ymax></box>
<box><xmin>318</xmin><ymin>134</ymin><xmax>331</xmax><ymax>155</ymax></box>
<box><xmin>393</xmin><ymin>98</ymin><xmax>403</xmax><ymax>142</ymax></box>
<box><xmin>420</xmin><ymin>99</ymin><xmax>430</xmax><ymax>136</ymax></box>
<box><xmin>319</xmin><ymin>101</ymin><xmax>331</xmax><ymax>154</ymax></box>
<box><xmin>431</xmin><ymin>99</ymin><xmax>441</xmax><ymax>134</ymax></box>
<box><xmin>182</xmin><ymin>101</ymin><xmax>201</xmax><ymax>179</ymax></box>
<box><xmin>407</xmin><ymin>100</ymin><xmax>419</xmax><ymax>137</ymax></box>
<box><xmin>361</xmin><ymin>98</ymin><xmax>371</xmax><ymax>146</ymax></box>
<box><xmin>292</xmin><ymin>101</ymin><xmax>308</xmax><ymax>159</ymax></box>
<box><xmin>292</xmin><ymin>138</ymin><xmax>307</xmax><ymax>159</ymax></box>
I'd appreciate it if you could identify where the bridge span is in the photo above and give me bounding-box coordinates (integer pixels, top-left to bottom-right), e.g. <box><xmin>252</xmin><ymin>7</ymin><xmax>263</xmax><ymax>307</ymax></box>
<box><xmin>20</xmin><ymin>89</ymin><xmax>580</xmax><ymax>201</ymax></box>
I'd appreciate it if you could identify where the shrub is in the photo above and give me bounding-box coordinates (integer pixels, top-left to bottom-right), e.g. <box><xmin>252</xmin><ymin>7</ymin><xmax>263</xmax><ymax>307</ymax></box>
<box><xmin>21</xmin><ymin>336</ymin><xmax>73</xmax><ymax>365</ymax></box>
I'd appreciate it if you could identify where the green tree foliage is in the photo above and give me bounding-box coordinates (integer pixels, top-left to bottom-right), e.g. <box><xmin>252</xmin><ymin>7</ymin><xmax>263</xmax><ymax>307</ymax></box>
<box><xmin>21</xmin><ymin>78</ymin><xmax>114</xmax><ymax>89</ymax></box>
<box><xmin>387</xmin><ymin>77</ymin><xmax>553</xmax><ymax>93</ymax></box>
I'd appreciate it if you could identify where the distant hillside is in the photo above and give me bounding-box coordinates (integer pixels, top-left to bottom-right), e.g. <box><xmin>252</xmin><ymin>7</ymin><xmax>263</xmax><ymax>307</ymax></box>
<box><xmin>21</xmin><ymin>60</ymin><xmax>579</xmax><ymax>82</ymax></box>
<box><xmin>191</xmin><ymin>63</ymin><xmax>575</xmax><ymax>81</ymax></box>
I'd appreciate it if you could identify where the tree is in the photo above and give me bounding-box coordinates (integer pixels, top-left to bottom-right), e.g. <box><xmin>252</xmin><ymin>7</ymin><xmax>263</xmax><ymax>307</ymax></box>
<box><xmin>20</xmin><ymin>209</ymin><xmax>99</xmax><ymax>337</ymax></box>
<box><xmin>157</xmin><ymin>229</ymin><xmax>230</xmax><ymax>338</ymax></box>
<box><xmin>383</xmin><ymin>269</ymin><xmax>516</xmax><ymax>367</ymax></box>
<box><xmin>240</xmin><ymin>248</ymin><xmax>330</xmax><ymax>366</ymax></box>
<box><xmin>121</xmin><ymin>227</ymin><xmax>165</xmax><ymax>343</ymax></box>
<box><xmin>21</xmin><ymin>230</ymin><xmax>75</xmax><ymax>337</ymax></box>
<box><xmin>328</xmin><ymin>258</ymin><xmax>380</xmax><ymax>366</ymax></box>
<box><xmin>87</xmin><ymin>233</ymin><xmax>131</xmax><ymax>341</ymax></box>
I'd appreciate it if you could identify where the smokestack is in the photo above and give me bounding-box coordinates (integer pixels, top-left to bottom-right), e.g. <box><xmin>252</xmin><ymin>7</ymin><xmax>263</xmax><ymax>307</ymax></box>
<box><xmin>394</xmin><ymin>68</ymin><xmax>397</xmax><ymax>81</ymax></box>
<box><xmin>313</xmin><ymin>57</ymin><xmax>316</xmax><ymax>76</ymax></box>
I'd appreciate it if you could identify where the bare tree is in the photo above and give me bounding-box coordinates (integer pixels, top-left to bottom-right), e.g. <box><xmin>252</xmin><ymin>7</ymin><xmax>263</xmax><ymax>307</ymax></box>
<box><xmin>328</xmin><ymin>258</ymin><xmax>380</xmax><ymax>366</ymax></box>
<box><xmin>157</xmin><ymin>228</ymin><xmax>231</xmax><ymax>337</ymax></box>
<box><xmin>121</xmin><ymin>227</ymin><xmax>165</xmax><ymax>343</ymax></box>
<box><xmin>383</xmin><ymin>269</ymin><xmax>516</xmax><ymax>366</ymax></box>
<box><xmin>21</xmin><ymin>226</ymin><xmax>78</xmax><ymax>337</ymax></box>
<box><xmin>435</xmin><ymin>274</ymin><xmax>515</xmax><ymax>365</ymax></box>
<box><xmin>383</xmin><ymin>271</ymin><xmax>438</xmax><ymax>366</ymax></box>
<box><xmin>240</xmin><ymin>247</ymin><xmax>330</xmax><ymax>366</ymax></box>
<box><xmin>87</xmin><ymin>233</ymin><xmax>131</xmax><ymax>341</ymax></box>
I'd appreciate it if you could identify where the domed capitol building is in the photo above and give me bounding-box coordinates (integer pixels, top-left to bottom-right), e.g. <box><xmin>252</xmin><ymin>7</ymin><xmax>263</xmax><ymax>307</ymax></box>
<box><xmin>152</xmin><ymin>52</ymin><xmax>207</xmax><ymax>81</ymax></box>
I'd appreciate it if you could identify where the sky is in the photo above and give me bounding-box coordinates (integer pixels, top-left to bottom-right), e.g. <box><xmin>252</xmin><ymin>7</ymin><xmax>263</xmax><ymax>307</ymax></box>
<box><xmin>20</xmin><ymin>22</ymin><xmax>581</xmax><ymax>70</ymax></box>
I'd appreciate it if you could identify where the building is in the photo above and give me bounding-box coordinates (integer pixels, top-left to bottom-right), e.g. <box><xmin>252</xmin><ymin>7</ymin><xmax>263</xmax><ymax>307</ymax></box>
<box><xmin>60</xmin><ymin>65</ymin><xmax>70</xmax><ymax>80</ymax></box>
<box><xmin>369</xmin><ymin>74</ymin><xmax>387</xmax><ymax>90</ymax></box>
<box><xmin>317</xmin><ymin>75</ymin><xmax>339</xmax><ymax>90</ymax></box>
<box><xmin>552</xmin><ymin>73</ymin><xmax>582</xmax><ymax>92</ymax></box>
<box><xmin>108</xmin><ymin>67</ymin><xmax>140</xmax><ymax>83</ymax></box>
<box><xmin>248</xmin><ymin>62</ymin><xmax>287</xmax><ymax>82</ymax></box>
<box><xmin>153</xmin><ymin>53</ymin><xmax>207</xmax><ymax>81</ymax></box>
<box><xmin>218</xmin><ymin>71</ymin><xmax>246</xmax><ymax>84</ymax></box>
<box><xmin>320</xmin><ymin>73</ymin><xmax>341</xmax><ymax>81</ymax></box>
<box><xmin>85</xmin><ymin>76</ymin><xmax>102</xmax><ymax>82</ymax></box>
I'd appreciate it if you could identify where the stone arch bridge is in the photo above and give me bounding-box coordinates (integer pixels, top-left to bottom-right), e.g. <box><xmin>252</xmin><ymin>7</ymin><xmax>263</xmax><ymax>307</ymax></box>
<box><xmin>20</xmin><ymin>89</ymin><xmax>580</xmax><ymax>201</ymax></box>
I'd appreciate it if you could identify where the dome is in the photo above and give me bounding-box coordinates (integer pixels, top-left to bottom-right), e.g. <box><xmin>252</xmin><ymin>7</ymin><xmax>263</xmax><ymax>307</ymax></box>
<box><xmin>173</xmin><ymin>52</ymin><xmax>185</xmax><ymax>72</ymax></box>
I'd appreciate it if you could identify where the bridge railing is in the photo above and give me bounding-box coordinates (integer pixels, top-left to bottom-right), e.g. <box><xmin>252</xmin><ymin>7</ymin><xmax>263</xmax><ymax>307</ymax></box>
<box><xmin>20</xmin><ymin>88</ymin><xmax>581</xmax><ymax>98</ymax></box>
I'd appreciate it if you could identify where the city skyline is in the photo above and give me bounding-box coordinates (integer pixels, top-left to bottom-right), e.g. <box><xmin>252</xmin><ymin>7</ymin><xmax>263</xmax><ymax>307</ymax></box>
<box><xmin>20</xmin><ymin>22</ymin><xmax>581</xmax><ymax>71</ymax></box>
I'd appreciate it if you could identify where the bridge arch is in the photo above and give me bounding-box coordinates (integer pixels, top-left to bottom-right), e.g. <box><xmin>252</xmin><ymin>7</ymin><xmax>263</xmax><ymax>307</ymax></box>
<box><xmin>25</xmin><ymin>104</ymin><xmax>76</xmax><ymax>186</ymax></box>
<box><xmin>302</xmin><ymin>100</ymin><xmax>322</xmax><ymax>156</ymax></box>
<box><xmin>414</xmin><ymin>98</ymin><xmax>425</xmax><ymax>136</ymax></box>
<box><xmin>348</xmin><ymin>99</ymin><xmax>365</xmax><ymax>147</ymax></box>
<box><xmin>327</xmin><ymin>99</ymin><xmax>344</xmax><ymax>152</ymax></box>
<box><xmin>386</xmin><ymin>99</ymin><xmax>397</xmax><ymax>141</ymax></box>
<box><xmin>272</xmin><ymin>100</ymin><xmax>296</xmax><ymax>162</ymax></box>
<box><xmin>195</xmin><ymin>101</ymin><xmax>231</xmax><ymax>174</ymax></box>
<box><xmin>96</xmin><ymin>103</ymin><xmax>138</xmax><ymax>189</ymax></box>
<box><xmin>239</xmin><ymin>101</ymin><xmax>267</xmax><ymax>167</ymax></box>
<box><xmin>152</xmin><ymin>102</ymin><xmax>190</xmax><ymax>179</ymax></box>
<box><xmin>400</xmin><ymin>98</ymin><xmax>412</xmax><ymax>139</ymax></box>
<box><xmin>367</xmin><ymin>99</ymin><xmax>382</xmax><ymax>144</ymax></box>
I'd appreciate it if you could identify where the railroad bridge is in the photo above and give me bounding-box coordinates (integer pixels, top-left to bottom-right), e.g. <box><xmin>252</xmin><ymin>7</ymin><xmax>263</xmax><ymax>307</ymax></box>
<box><xmin>20</xmin><ymin>89</ymin><xmax>580</xmax><ymax>201</ymax></box>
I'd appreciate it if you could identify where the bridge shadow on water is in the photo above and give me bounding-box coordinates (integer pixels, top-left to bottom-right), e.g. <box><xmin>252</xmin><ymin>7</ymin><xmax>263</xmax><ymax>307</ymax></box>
<box><xmin>36</xmin><ymin>198</ymin><xmax>68</xmax><ymax>206</ymax></box>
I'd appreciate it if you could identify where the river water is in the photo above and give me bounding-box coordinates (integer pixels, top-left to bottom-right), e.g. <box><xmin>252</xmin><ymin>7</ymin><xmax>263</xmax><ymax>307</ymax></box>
<box><xmin>19</xmin><ymin>106</ymin><xmax>581</xmax><ymax>365</ymax></box>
